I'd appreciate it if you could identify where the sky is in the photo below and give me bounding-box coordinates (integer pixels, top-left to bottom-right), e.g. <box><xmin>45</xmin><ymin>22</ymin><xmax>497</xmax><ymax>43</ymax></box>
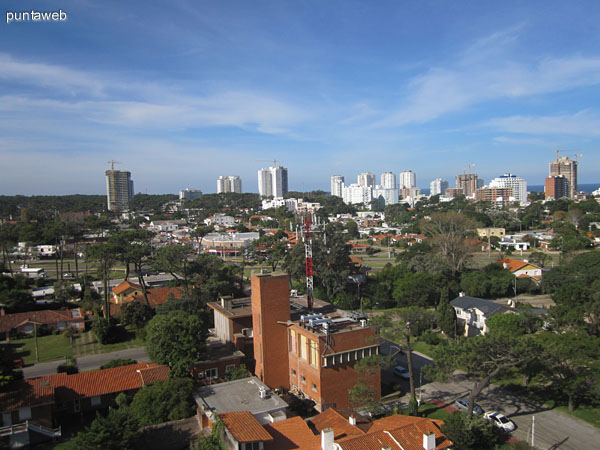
<box><xmin>1</xmin><ymin>0</ymin><xmax>600</xmax><ymax>195</ymax></box>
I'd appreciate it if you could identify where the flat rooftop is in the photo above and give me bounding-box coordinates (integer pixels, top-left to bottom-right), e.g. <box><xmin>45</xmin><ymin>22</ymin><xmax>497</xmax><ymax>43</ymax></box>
<box><xmin>207</xmin><ymin>294</ymin><xmax>333</xmax><ymax>319</ymax></box>
<box><xmin>290</xmin><ymin>310</ymin><xmax>372</xmax><ymax>336</ymax></box>
<box><xmin>195</xmin><ymin>376</ymin><xmax>288</xmax><ymax>415</ymax></box>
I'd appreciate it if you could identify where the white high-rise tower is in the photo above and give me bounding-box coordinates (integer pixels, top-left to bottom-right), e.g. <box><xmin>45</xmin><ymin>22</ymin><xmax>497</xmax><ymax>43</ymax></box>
<box><xmin>381</xmin><ymin>172</ymin><xmax>396</xmax><ymax>189</ymax></box>
<box><xmin>330</xmin><ymin>175</ymin><xmax>345</xmax><ymax>197</ymax></box>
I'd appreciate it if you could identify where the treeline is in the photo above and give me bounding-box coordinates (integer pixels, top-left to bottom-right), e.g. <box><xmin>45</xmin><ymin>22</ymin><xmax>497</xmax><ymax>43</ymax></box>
<box><xmin>0</xmin><ymin>195</ymin><xmax>107</xmax><ymax>219</ymax></box>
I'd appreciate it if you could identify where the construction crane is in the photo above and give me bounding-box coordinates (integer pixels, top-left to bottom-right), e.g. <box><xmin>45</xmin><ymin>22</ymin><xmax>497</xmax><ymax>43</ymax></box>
<box><xmin>107</xmin><ymin>160</ymin><xmax>121</xmax><ymax>171</ymax></box>
<box><xmin>255</xmin><ymin>159</ymin><xmax>279</xmax><ymax>167</ymax></box>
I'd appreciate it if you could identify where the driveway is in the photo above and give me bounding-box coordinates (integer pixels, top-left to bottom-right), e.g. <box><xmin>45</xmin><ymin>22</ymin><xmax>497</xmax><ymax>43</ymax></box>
<box><xmin>22</xmin><ymin>346</ymin><xmax>150</xmax><ymax>378</ymax></box>
<box><xmin>412</xmin><ymin>372</ymin><xmax>600</xmax><ymax>450</ymax></box>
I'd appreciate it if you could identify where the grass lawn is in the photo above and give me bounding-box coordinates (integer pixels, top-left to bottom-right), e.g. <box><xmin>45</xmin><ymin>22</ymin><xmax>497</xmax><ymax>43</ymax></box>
<box><xmin>557</xmin><ymin>405</ymin><xmax>600</xmax><ymax>428</ymax></box>
<box><xmin>411</xmin><ymin>341</ymin><xmax>438</xmax><ymax>358</ymax></box>
<box><xmin>72</xmin><ymin>328</ymin><xmax>144</xmax><ymax>357</ymax></box>
<box><xmin>396</xmin><ymin>402</ymin><xmax>453</xmax><ymax>421</ymax></box>
<box><xmin>14</xmin><ymin>334</ymin><xmax>73</xmax><ymax>364</ymax></box>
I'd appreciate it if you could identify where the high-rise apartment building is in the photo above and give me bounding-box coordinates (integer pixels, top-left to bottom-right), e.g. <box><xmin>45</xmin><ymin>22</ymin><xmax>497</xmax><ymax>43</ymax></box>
<box><xmin>456</xmin><ymin>173</ymin><xmax>479</xmax><ymax>197</ymax></box>
<box><xmin>342</xmin><ymin>184</ymin><xmax>372</xmax><ymax>205</ymax></box>
<box><xmin>372</xmin><ymin>187</ymin><xmax>398</xmax><ymax>205</ymax></box>
<box><xmin>217</xmin><ymin>176</ymin><xmax>242</xmax><ymax>194</ymax></box>
<box><xmin>179</xmin><ymin>188</ymin><xmax>203</xmax><ymax>201</ymax></box>
<box><xmin>105</xmin><ymin>168</ymin><xmax>133</xmax><ymax>211</ymax></box>
<box><xmin>330</xmin><ymin>175</ymin><xmax>345</xmax><ymax>197</ymax></box>
<box><xmin>357</xmin><ymin>172</ymin><xmax>376</xmax><ymax>187</ymax></box>
<box><xmin>545</xmin><ymin>175</ymin><xmax>569</xmax><ymax>200</ymax></box>
<box><xmin>549</xmin><ymin>155</ymin><xmax>577</xmax><ymax>199</ymax></box>
<box><xmin>399</xmin><ymin>170</ymin><xmax>416</xmax><ymax>189</ymax></box>
<box><xmin>430</xmin><ymin>178</ymin><xmax>448</xmax><ymax>196</ymax></box>
<box><xmin>258</xmin><ymin>164</ymin><xmax>288</xmax><ymax>197</ymax></box>
<box><xmin>488</xmin><ymin>173</ymin><xmax>528</xmax><ymax>205</ymax></box>
<box><xmin>380</xmin><ymin>172</ymin><xmax>396</xmax><ymax>189</ymax></box>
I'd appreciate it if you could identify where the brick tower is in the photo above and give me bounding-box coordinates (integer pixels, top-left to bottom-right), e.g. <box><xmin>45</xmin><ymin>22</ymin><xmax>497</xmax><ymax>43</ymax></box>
<box><xmin>251</xmin><ymin>273</ymin><xmax>291</xmax><ymax>390</ymax></box>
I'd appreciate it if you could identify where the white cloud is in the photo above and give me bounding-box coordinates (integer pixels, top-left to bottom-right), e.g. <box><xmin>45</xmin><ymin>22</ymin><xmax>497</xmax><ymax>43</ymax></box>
<box><xmin>374</xmin><ymin>27</ymin><xmax>600</xmax><ymax>127</ymax></box>
<box><xmin>486</xmin><ymin>111</ymin><xmax>600</xmax><ymax>137</ymax></box>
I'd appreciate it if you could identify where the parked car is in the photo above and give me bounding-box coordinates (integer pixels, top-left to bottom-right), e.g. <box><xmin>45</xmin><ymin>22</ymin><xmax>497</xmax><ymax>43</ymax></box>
<box><xmin>484</xmin><ymin>411</ymin><xmax>515</xmax><ymax>431</ymax></box>
<box><xmin>454</xmin><ymin>397</ymin><xmax>483</xmax><ymax>415</ymax></box>
<box><xmin>393</xmin><ymin>365</ymin><xmax>410</xmax><ymax>379</ymax></box>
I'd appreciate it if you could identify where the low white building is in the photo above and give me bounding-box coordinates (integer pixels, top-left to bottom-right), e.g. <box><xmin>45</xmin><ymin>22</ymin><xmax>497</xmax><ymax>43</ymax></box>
<box><xmin>205</xmin><ymin>214</ymin><xmax>237</xmax><ymax>227</ymax></box>
<box><xmin>451</xmin><ymin>294</ymin><xmax>513</xmax><ymax>336</ymax></box>
<box><xmin>149</xmin><ymin>220</ymin><xmax>187</xmax><ymax>232</ymax></box>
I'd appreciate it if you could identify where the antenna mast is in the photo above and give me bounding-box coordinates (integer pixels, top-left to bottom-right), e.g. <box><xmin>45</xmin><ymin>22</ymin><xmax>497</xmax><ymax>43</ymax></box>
<box><xmin>303</xmin><ymin>215</ymin><xmax>314</xmax><ymax>312</ymax></box>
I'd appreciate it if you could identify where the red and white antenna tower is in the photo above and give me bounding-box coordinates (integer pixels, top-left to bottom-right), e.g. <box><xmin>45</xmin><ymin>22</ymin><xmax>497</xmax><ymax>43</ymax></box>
<box><xmin>303</xmin><ymin>215</ymin><xmax>314</xmax><ymax>312</ymax></box>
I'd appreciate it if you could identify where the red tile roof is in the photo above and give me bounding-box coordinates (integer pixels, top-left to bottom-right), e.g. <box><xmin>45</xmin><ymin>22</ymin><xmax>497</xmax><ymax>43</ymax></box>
<box><xmin>310</xmin><ymin>408</ymin><xmax>365</xmax><ymax>440</ymax></box>
<box><xmin>0</xmin><ymin>379</ymin><xmax>54</xmax><ymax>412</ymax></box>
<box><xmin>113</xmin><ymin>281</ymin><xmax>142</xmax><ymax>295</ymax></box>
<box><xmin>263</xmin><ymin>416</ymin><xmax>321</xmax><ymax>450</ymax></box>
<box><xmin>29</xmin><ymin>363</ymin><xmax>169</xmax><ymax>402</ymax></box>
<box><xmin>0</xmin><ymin>308</ymin><xmax>84</xmax><ymax>333</ymax></box>
<box><xmin>138</xmin><ymin>365</ymin><xmax>171</xmax><ymax>386</ymax></box>
<box><xmin>219</xmin><ymin>411</ymin><xmax>274</xmax><ymax>443</ymax></box>
<box><xmin>127</xmin><ymin>286</ymin><xmax>185</xmax><ymax>308</ymax></box>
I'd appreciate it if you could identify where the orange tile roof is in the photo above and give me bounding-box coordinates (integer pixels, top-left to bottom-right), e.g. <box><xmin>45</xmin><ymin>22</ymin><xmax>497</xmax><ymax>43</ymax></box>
<box><xmin>30</xmin><ymin>363</ymin><xmax>169</xmax><ymax>402</ymax></box>
<box><xmin>0</xmin><ymin>308</ymin><xmax>84</xmax><ymax>333</ymax></box>
<box><xmin>0</xmin><ymin>379</ymin><xmax>55</xmax><ymax>412</ymax></box>
<box><xmin>310</xmin><ymin>408</ymin><xmax>365</xmax><ymax>440</ymax></box>
<box><xmin>350</xmin><ymin>256</ymin><xmax>364</xmax><ymax>265</ymax></box>
<box><xmin>138</xmin><ymin>365</ymin><xmax>171</xmax><ymax>385</ymax></box>
<box><xmin>220</xmin><ymin>411</ymin><xmax>274</xmax><ymax>443</ymax></box>
<box><xmin>126</xmin><ymin>286</ymin><xmax>185</xmax><ymax>308</ymax></box>
<box><xmin>263</xmin><ymin>416</ymin><xmax>321</xmax><ymax>450</ymax></box>
<box><xmin>498</xmin><ymin>258</ymin><xmax>530</xmax><ymax>272</ymax></box>
<box><xmin>339</xmin><ymin>417</ymin><xmax>452</xmax><ymax>450</ymax></box>
<box><xmin>113</xmin><ymin>281</ymin><xmax>142</xmax><ymax>295</ymax></box>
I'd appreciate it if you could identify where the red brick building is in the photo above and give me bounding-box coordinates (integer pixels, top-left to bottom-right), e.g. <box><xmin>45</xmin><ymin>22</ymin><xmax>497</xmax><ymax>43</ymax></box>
<box><xmin>251</xmin><ymin>273</ymin><xmax>291</xmax><ymax>391</ymax></box>
<box><xmin>288</xmin><ymin>313</ymin><xmax>380</xmax><ymax>412</ymax></box>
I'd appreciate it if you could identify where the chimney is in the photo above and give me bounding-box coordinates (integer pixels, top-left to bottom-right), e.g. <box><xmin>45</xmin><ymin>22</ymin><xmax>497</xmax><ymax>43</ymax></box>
<box><xmin>220</xmin><ymin>296</ymin><xmax>232</xmax><ymax>309</ymax></box>
<box><xmin>321</xmin><ymin>428</ymin><xmax>334</xmax><ymax>450</ymax></box>
<box><xmin>423</xmin><ymin>433</ymin><xmax>436</xmax><ymax>450</ymax></box>
<box><xmin>503</xmin><ymin>262</ymin><xmax>509</xmax><ymax>269</ymax></box>
<box><xmin>459</xmin><ymin>291</ymin><xmax>465</xmax><ymax>297</ymax></box>
<box><xmin>349</xmin><ymin>415</ymin><xmax>356</xmax><ymax>426</ymax></box>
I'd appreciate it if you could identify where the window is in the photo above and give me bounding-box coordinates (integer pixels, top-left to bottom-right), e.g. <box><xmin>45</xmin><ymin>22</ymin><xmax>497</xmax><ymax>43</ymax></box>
<box><xmin>312</xmin><ymin>383</ymin><xmax>318</xmax><ymax>392</ymax></box>
<box><xmin>309</xmin><ymin>340</ymin><xmax>319</xmax><ymax>368</ymax></box>
<box><xmin>289</xmin><ymin>329</ymin><xmax>297</xmax><ymax>354</ymax></box>
<box><xmin>18</xmin><ymin>407</ymin><xmax>31</xmax><ymax>421</ymax></box>
<box><xmin>243</xmin><ymin>443</ymin><xmax>260</xmax><ymax>450</ymax></box>
<box><xmin>299</xmin><ymin>334</ymin><xmax>307</xmax><ymax>361</ymax></box>
<box><xmin>291</xmin><ymin>368</ymin><xmax>296</xmax><ymax>376</ymax></box>
<box><xmin>225</xmin><ymin>364</ymin><xmax>236</xmax><ymax>373</ymax></box>
<box><xmin>205</xmin><ymin>368</ymin><xmax>218</xmax><ymax>379</ymax></box>
<box><xmin>91</xmin><ymin>396</ymin><xmax>101</xmax><ymax>407</ymax></box>
<box><xmin>301</xmin><ymin>376</ymin><xmax>306</xmax><ymax>384</ymax></box>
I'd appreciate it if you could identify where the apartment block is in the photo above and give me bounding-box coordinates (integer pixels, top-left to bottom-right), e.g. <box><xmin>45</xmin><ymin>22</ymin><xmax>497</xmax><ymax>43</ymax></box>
<box><xmin>545</xmin><ymin>175</ymin><xmax>569</xmax><ymax>200</ymax></box>
<box><xmin>288</xmin><ymin>313</ymin><xmax>381</xmax><ymax>412</ymax></box>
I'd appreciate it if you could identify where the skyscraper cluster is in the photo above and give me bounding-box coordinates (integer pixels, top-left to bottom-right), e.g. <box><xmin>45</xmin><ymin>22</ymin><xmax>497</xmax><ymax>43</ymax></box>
<box><xmin>258</xmin><ymin>163</ymin><xmax>288</xmax><ymax>198</ymax></box>
<box><xmin>331</xmin><ymin>170</ymin><xmax>418</xmax><ymax>206</ymax></box>
<box><xmin>217</xmin><ymin>175</ymin><xmax>242</xmax><ymax>194</ymax></box>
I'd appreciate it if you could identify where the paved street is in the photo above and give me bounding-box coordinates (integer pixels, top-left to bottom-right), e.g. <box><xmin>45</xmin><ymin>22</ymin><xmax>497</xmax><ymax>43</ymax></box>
<box><xmin>22</xmin><ymin>346</ymin><xmax>150</xmax><ymax>378</ymax></box>
<box><xmin>409</xmin><ymin>372</ymin><xmax>600</xmax><ymax>450</ymax></box>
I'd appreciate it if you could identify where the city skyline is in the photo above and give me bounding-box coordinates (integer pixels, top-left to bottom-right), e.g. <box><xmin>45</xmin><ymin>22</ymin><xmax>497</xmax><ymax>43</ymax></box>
<box><xmin>2</xmin><ymin>1</ymin><xmax>600</xmax><ymax>195</ymax></box>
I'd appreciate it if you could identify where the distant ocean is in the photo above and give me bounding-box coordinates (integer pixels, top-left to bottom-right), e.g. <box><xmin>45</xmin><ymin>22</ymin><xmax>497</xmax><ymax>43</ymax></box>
<box><xmin>418</xmin><ymin>183</ymin><xmax>599</xmax><ymax>196</ymax></box>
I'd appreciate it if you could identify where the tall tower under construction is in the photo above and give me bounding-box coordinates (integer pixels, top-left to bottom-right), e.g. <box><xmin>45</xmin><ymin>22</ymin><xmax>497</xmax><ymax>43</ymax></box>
<box><xmin>105</xmin><ymin>161</ymin><xmax>134</xmax><ymax>211</ymax></box>
<box><xmin>549</xmin><ymin>154</ymin><xmax>578</xmax><ymax>199</ymax></box>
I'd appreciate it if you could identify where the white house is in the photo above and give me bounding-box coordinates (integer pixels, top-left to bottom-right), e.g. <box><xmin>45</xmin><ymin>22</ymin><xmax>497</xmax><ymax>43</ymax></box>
<box><xmin>451</xmin><ymin>294</ymin><xmax>514</xmax><ymax>336</ymax></box>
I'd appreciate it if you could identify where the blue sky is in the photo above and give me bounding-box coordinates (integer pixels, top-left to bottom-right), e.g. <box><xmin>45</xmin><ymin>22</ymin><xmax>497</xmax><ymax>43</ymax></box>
<box><xmin>1</xmin><ymin>0</ymin><xmax>600</xmax><ymax>195</ymax></box>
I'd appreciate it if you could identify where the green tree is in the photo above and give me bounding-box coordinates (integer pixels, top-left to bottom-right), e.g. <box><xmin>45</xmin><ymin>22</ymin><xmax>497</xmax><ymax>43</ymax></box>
<box><xmin>421</xmin><ymin>212</ymin><xmax>477</xmax><ymax>275</ymax></box>
<box><xmin>224</xmin><ymin>364</ymin><xmax>249</xmax><ymax>381</ymax></box>
<box><xmin>122</xmin><ymin>301</ymin><xmax>154</xmax><ymax>329</ymax></box>
<box><xmin>536</xmin><ymin>332</ymin><xmax>600</xmax><ymax>411</ymax></box>
<box><xmin>87</xmin><ymin>242</ymin><xmax>117</xmax><ymax>318</ymax></box>
<box><xmin>348</xmin><ymin>355</ymin><xmax>381</xmax><ymax>413</ymax></box>
<box><xmin>437</xmin><ymin>287</ymin><xmax>457</xmax><ymax>338</ymax></box>
<box><xmin>428</xmin><ymin>333</ymin><xmax>541</xmax><ymax>415</ymax></box>
<box><xmin>0</xmin><ymin>343</ymin><xmax>19</xmax><ymax>390</ymax></box>
<box><xmin>68</xmin><ymin>394</ymin><xmax>140</xmax><ymax>450</ymax></box>
<box><xmin>100</xmin><ymin>358</ymin><xmax>137</xmax><ymax>370</ymax></box>
<box><xmin>93</xmin><ymin>317</ymin><xmax>121</xmax><ymax>344</ymax></box>
<box><xmin>130</xmin><ymin>378</ymin><xmax>195</xmax><ymax>426</ymax></box>
<box><xmin>145</xmin><ymin>311</ymin><xmax>208</xmax><ymax>377</ymax></box>
<box><xmin>441</xmin><ymin>411</ymin><xmax>504</xmax><ymax>450</ymax></box>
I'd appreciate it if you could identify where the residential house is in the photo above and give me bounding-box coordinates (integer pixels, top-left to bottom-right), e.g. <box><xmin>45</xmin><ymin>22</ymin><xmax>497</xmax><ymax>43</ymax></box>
<box><xmin>451</xmin><ymin>294</ymin><xmax>514</xmax><ymax>336</ymax></box>
<box><xmin>0</xmin><ymin>308</ymin><xmax>85</xmax><ymax>341</ymax></box>
<box><xmin>0</xmin><ymin>363</ymin><xmax>169</xmax><ymax>447</ymax></box>
<box><xmin>497</xmin><ymin>258</ymin><xmax>543</xmax><ymax>281</ymax></box>
<box><xmin>202</xmin><ymin>405</ymin><xmax>452</xmax><ymax>450</ymax></box>
<box><xmin>111</xmin><ymin>280</ymin><xmax>185</xmax><ymax>312</ymax></box>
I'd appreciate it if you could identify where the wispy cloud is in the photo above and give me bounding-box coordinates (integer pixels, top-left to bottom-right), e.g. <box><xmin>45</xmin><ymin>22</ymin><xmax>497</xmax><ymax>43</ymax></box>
<box><xmin>373</xmin><ymin>27</ymin><xmax>600</xmax><ymax>127</ymax></box>
<box><xmin>486</xmin><ymin>111</ymin><xmax>600</xmax><ymax>137</ymax></box>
